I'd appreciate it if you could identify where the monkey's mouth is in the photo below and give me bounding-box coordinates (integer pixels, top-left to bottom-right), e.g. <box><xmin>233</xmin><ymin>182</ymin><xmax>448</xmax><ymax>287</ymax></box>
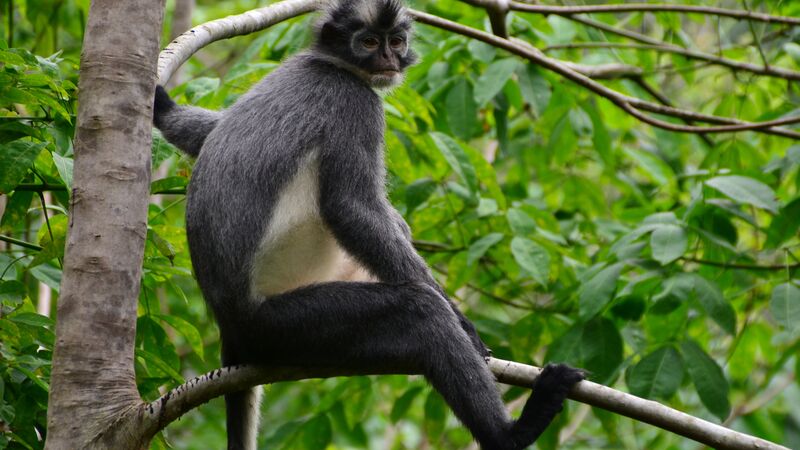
<box><xmin>372</xmin><ymin>70</ymin><xmax>399</xmax><ymax>76</ymax></box>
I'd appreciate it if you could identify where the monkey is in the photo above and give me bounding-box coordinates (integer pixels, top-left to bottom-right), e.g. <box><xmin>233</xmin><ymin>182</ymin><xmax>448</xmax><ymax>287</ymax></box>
<box><xmin>152</xmin><ymin>0</ymin><xmax>585</xmax><ymax>449</ymax></box>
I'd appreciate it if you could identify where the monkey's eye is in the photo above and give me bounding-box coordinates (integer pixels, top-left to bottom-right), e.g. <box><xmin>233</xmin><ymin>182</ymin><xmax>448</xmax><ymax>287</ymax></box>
<box><xmin>361</xmin><ymin>37</ymin><xmax>380</xmax><ymax>50</ymax></box>
<box><xmin>389</xmin><ymin>36</ymin><xmax>405</xmax><ymax>49</ymax></box>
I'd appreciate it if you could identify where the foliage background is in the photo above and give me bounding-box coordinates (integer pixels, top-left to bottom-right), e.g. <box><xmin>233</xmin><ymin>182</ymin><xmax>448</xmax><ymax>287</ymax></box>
<box><xmin>1</xmin><ymin>0</ymin><xmax>799</xmax><ymax>448</ymax></box>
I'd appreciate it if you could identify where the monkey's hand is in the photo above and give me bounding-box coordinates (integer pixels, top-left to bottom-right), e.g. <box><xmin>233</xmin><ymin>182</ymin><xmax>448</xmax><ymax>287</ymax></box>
<box><xmin>153</xmin><ymin>85</ymin><xmax>176</xmax><ymax>127</ymax></box>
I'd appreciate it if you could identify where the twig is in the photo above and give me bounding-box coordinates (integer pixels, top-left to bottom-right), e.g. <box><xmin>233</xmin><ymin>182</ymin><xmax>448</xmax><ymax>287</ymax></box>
<box><xmin>536</xmin><ymin>16</ymin><xmax>800</xmax><ymax>81</ymax></box>
<box><xmin>413</xmin><ymin>11</ymin><xmax>800</xmax><ymax>139</ymax></box>
<box><xmin>680</xmin><ymin>256</ymin><xmax>800</xmax><ymax>272</ymax></box>
<box><xmin>543</xmin><ymin>42</ymin><xmax>800</xmax><ymax>81</ymax></box>
<box><xmin>0</xmin><ymin>234</ymin><xmax>43</xmax><ymax>251</ymax></box>
<box><xmin>630</xmin><ymin>77</ymin><xmax>714</xmax><ymax>147</ymax></box>
<box><xmin>508</xmin><ymin>2</ymin><xmax>800</xmax><ymax>26</ymax></box>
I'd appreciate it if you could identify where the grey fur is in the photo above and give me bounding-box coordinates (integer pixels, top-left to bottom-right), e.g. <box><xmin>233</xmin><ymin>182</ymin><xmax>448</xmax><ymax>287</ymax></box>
<box><xmin>152</xmin><ymin>1</ymin><xmax>584</xmax><ymax>449</ymax></box>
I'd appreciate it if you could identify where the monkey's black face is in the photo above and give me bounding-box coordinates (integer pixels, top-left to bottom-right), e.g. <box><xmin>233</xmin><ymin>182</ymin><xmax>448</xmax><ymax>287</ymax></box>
<box><xmin>349</xmin><ymin>28</ymin><xmax>414</xmax><ymax>87</ymax></box>
<box><xmin>315</xmin><ymin>0</ymin><xmax>417</xmax><ymax>88</ymax></box>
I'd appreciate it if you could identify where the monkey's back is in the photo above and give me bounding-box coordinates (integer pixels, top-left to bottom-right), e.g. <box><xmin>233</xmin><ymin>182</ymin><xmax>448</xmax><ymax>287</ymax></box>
<box><xmin>184</xmin><ymin>53</ymin><xmax>385</xmax><ymax>323</ymax></box>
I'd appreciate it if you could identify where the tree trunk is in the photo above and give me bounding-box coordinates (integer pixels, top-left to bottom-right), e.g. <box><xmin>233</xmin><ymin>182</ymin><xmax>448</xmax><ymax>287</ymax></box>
<box><xmin>45</xmin><ymin>1</ymin><xmax>165</xmax><ymax>449</ymax></box>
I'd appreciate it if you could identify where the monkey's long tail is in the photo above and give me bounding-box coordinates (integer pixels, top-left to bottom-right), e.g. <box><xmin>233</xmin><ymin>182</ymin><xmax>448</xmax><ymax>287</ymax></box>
<box><xmin>153</xmin><ymin>85</ymin><xmax>222</xmax><ymax>157</ymax></box>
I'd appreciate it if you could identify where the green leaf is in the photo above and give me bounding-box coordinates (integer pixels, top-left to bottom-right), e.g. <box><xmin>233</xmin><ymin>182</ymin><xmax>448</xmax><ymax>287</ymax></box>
<box><xmin>623</xmin><ymin>147</ymin><xmax>675</xmax><ymax>186</ymax></box>
<box><xmin>153</xmin><ymin>313</ymin><xmax>205</xmax><ymax>360</ymax></box>
<box><xmin>52</xmin><ymin>152</ymin><xmax>73</xmax><ymax>191</ymax></box>
<box><xmin>150</xmin><ymin>176</ymin><xmax>187</xmax><ymax>194</ymax></box>
<box><xmin>0</xmin><ymin>191</ymin><xmax>33</xmax><ymax>233</ymax></box>
<box><xmin>467</xmin><ymin>233</ymin><xmax>504</xmax><ymax>266</ymax></box>
<box><xmin>405</xmin><ymin>178</ymin><xmax>436</xmax><ymax>214</ymax></box>
<box><xmin>147</xmin><ymin>229</ymin><xmax>176</xmax><ymax>264</ymax></box>
<box><xmin>429</xmin><ymin>132</ymin><xmax>478</xmax><ymax>201</ymax></box>
<box><xmin>390</xmin><ymin>386</ymin><xmax>423</xmax><ymax>423</ymax></box>
<box><xmin>765</xmin><ymin>197</ymin><xmax>800</xmax><ymax>248</ymax></box>
<box><xmin>692</xmin><ymin>276</ymin><xmax>737</xmax><ymax>335</ymax></box>
<box><xmin>517</xmin><ymin>65</ymin><xmax>551</xmax><ymax>116</ymax></box>
<box><xmin>681</xmin><ymin>341</ymin><xmax>730</xmax><ymax>421</ymax></box>
<box><xmin>297</xmin><ymin>414</ymin><xmax>332</xmax><ymax>450</ymax></box>
<box><xmin>8</xmin><ymin>312</ymin><xmax>53</xmax><ymax>328</ymax></box>
<box><xmin>0</xmin><ymin>280</ymin><xmax>26</xmax><ymax>306</ymax></box>
<box><xmin>627</xmin><ymin>346</ymin><xmax>683</xmax><ymax>399</ymax></box>
<box><xmin>706</xmin><ymin>175</ymin><xmax>779</xmax><ymax>213</ymax></box>
<box><xmin>506</xmin><ymin>208</ymin><xmax>537</xmax><ymax>235</ymax></box>
<box><xmin>136</xmin><ymin>348</ymin><xmax>184</xmax><ymax>384</ymax></box>
<box><xmin>29</xmin><ymin>263</ymin><xmax>62</xmax><ymax>291</ymax></box>
<box><xmin>770</xmin><ymin>282</ymin><xmax>800</xmax><ymax>333</ymax></box>
<box><xmin>580</xmin><ymin>318</ymin><xmax>623</xmax><ymax>383</ymax></box>
<box><xmin>650</xmin><ymin>224</ymin><xmax>687</xmax><ymax>265</ymax></box>
<box><xmin>0</xmin><ymin>140</ymin><xmax>47</xmax><ymax>194</ymax></box>
<box><xmin>579</xmin><ymin>263</ymin><xmax>624</xmax><ymax>320</ymax></box>
<box><xmin>28</xmin><ymin>214</ymin><xmax>68</xmax><ymax>268</ymax></box>
<box><xmin>424</xmin><ymin>390</ymin><xmax>447</xmax><ymax>440</ymax></box>
<box><xmin>474</xmin><ymin>59</ymin><xmax>519</xmax><ymax>106</ymax></box>
<box><xmin>510</xmin><ymin>237</ymin><xmax>550</xmax><ymax>285</ymax></box>
<box><xmin>445</xmin><ymin>79</ymin><xmax>478</xmax><ymax>140</ymax></box>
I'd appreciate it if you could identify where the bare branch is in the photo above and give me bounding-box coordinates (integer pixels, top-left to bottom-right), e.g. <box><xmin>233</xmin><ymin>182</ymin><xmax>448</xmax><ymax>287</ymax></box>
<box><xmin>156</xmin><ymin>0</ymin><xmax>800</xmax><ymax>139</ymax></box>
<box><xmin>413</xmin><ymin>11</ymin><xmax>800</xmax><ymax>139</ymax></box>
<box><xmin>143</xmin><ymin>359</ymin><xmax>790</xmax><ymax>450</ymax></box>
<box><xmin>508</xmin><ymin>2</ymin><xmax>800</xmax><ymax>26</ymax></box>
<box><xmin>157</xmin><ymin>0</ymin><xmax>321</xmax><ymax>85</ymax></box>
<box><xmin>543</xmin><ymin>42</ymin><xmax>800</xmax><ymax>81</ymax></box>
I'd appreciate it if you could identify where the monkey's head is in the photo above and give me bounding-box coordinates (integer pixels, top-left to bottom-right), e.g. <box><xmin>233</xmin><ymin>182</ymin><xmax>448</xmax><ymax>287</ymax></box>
<box><xmin>315</xmin><ymin>0</ymin><xmax>417</xmax><ymax>88</ymax></box>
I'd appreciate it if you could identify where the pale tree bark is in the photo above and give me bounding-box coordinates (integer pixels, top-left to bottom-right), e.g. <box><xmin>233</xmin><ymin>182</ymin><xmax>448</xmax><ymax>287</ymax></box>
<box><xmin>44</xmin><ymin>1</ymin><xmax>165</xmax><ymax>449</ymax></box>
<box><xmin>165</xmin><ymin>0</ymin><xmax>195</xmax><ymax>89</ymax></box>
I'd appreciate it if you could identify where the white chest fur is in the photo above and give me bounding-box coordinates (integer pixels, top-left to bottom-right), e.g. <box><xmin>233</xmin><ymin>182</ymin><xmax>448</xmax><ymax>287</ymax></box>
<box><xmin>249</xmin><ymin>152</ymin><xmax>374</xmax><ymax>298</ymax></box>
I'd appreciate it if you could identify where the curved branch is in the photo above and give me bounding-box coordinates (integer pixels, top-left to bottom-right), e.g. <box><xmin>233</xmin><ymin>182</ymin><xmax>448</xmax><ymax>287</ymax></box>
<box><xmin>157</xmin><ymin>0</ymin><xmax>321</xmax><ymax>85</ymax></box>
<box><xmin>143</xmin><ymin>358</ymin><xmax>789</xmax><ymax>450</ymax></box>
<box><xmin>508</xmin><ymin>2</ymin><xmax>800</xmax><ymax>26</ymax></box>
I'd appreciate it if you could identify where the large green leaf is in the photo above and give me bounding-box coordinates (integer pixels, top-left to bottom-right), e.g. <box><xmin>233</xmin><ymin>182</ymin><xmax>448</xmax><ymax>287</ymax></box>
<box><xmin>429</xmin><ymin>132</ymin><xmax>478</xmax><ymax>201</ymax></box>
<box><xmin>579</xmin><ymin>263</ymin><xmax>624</xmax><ymax>320</ymax></box>
<box><xmin>474</xmin><ymin>58</ymin><xmax>519</xmax><ymax>106</ymax></box>
<box><xmin>445</xmin><ymin>79</ymin><xmax>478</xmax><ymax>140</ymax></box>
<box><xmin>706</xmin><ymin>175</ymin><xmax>779</xmax><ymax>213</ymax></box>
<box><xmin>770</xmin><ymin>282</ymin><xmax>800</xmax><ymax>333</ymax></box>
<box><xmin>765</xmin><ymin>197</ymin><xmax>800</xmax><ymax>248</ymax></box>
<box><xmin>650</xmin><ymin>224</ymin><xmax>687</xmax><ymax>265</ymax></box>
<box><xmin>681</xmin><ymin>341</ymin><xmax>730</xmax><ymax>421</ymax></box>
<box><xmin>627</xmin><ymin>346</ymin><xmax>683</xmax><ymax>399</ymax></box>
<box><xmin>510</xmin><ymin>236</ymin><xmax>550</xmax><ymax>286</ymax></box>
<box><xmin>467</xmin><ymin>233</ymin><xmax>504</xmax><ymax>266</ymax></box>
<box><xmin>0</xmin><ymin>140</ymin><xmax>46</xmax><ymax>194</ymax></box>
<box><xmin>153</xmin><ymin>313</ymin><xmax>205</xmax><ymax>360</ymax></box>
<box><xmin>580</xmin><ymin>318</ymin><xmax>624</xmax><ymax>383</ymax></box>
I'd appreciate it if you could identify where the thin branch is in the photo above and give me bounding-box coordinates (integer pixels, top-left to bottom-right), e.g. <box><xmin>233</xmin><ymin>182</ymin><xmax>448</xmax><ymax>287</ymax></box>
<box><xmin>508</xmin><ymin>2</ymin><xmax>800</xmax><ymax>26</ymax></box>
<box><xmin>630</xmin><ymin>77</ymin><xmax>714</xmax><ymax>147</ymax></box>
<box><xmin>543</xmin><ymin>42</ymin><xmax>800</xmax><ymax>81</ymax></box>
<box><xmin>154</xmin><ymin>1</ymin><xmax>800</xmax><ymax>139</ymax></box>
<box><xmin>414</xmin><ymin>11</ymin><xmax>800</xmax><ymax>139</ymax></box>
<box><xmin>0</xmin><ymin>234</ymin><xmax>43</xmax><ymax>251</ymax></box>
<box><xmin>143</xmin><ymin>358</ymin><xmax>789</xmax><ymax>450</ymax></box>
<box><xmin>680</xmin><ymin>256</ymin><xmax>800</xmax><ymax>272</ymax></box>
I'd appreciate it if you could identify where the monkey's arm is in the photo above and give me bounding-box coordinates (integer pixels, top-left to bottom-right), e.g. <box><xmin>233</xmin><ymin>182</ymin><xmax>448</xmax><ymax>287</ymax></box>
<box><xmin>153</xmin><ymin>85</ymin><xmax>222</xmax><ymax>157</ymax></box>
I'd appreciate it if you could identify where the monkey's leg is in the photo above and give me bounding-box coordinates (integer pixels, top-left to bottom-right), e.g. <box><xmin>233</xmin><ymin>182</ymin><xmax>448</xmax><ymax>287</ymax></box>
<box><xmin>240</xmin><ymin>281</ymin><xmax>578</xmax><ymax>449</ymax></box>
